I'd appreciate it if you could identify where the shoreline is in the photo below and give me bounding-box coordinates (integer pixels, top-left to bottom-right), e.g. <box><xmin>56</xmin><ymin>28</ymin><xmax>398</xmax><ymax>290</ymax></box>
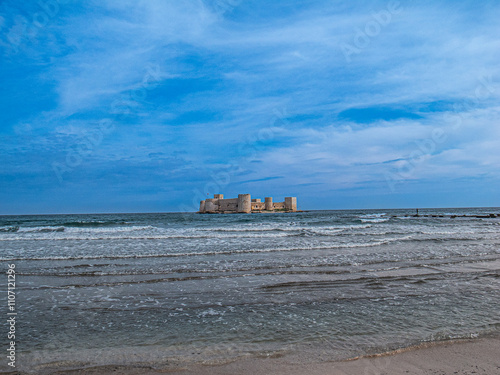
<box><xmin>13</xmin><ymin>336</ymin><xmax>500</xmax><ymax>375</ymax></box>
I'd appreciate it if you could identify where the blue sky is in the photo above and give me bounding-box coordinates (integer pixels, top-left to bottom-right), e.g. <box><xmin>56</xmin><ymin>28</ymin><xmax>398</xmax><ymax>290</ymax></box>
<box><xmin>1</xmin><ymin>0</ymin><xmax>499</xmax><ymax>214</ymax></box>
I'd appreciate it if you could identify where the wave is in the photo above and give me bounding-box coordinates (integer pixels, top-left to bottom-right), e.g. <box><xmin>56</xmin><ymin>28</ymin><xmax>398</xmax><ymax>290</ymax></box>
<box><xmin>0</xmin><ymin>223</ymin><xmax>376</xmax><ymax>241</ymax></box>
<box><xmin>360</xmin><ymin>218</ymin><xmax>390</xmax><ymax>223</ymax></box>
<box><xmin>0</xmin><ymin>233</ymin><xmax>292</xmax><ymax>241</ymax></box>
<box><xmin>405</xmin><ymin>237</ymin><xmax>480</xmax><ymax>243</ymax></box>
<box><xmin>0</xmin><ymin>226</ymin><xmax>19</xmax><ymax>232</ymax></box>
<box><xmin>356</xmin><ymin>213</ymin><xmax>391</xmax><ymax>223</ymax></box>
<box><xmin>359</xmin><ymin>213</ymin><xmax>386</xmax><ymax>218</ymax></box>
<box><xmin>201</xmin><ymin>224</ymin><xmax>373</xmax><ymax>233</ymax></box>
<box><xmin>0</xmin><ymin>227</ymin><xmax>357</xmax><ymax>241</ymax></box>
<box><xmin>17</xmin><ymin>267</ymin><xmax>448</xmax><ymax>290</ymax></box>
<box><xmin>1</xmin><ymin>230</ymin><xmax>488</xmax><ymax>243</ymax></box>
<box><xmin>17</xmin><ymin>254</ymin><xmax>499</xmax><ymax>278</ymax></box>
<box><xmin>0</xmin><ymin>221</ymin><xmax>136</xmax><ymax>233</ymax></box>
<box><xmin>1</xmin><ymin>225</ymin><xmax>490</xmax><ymax>242</ymax></box>
<box><xmin>18</xmin><ymin>226</ymin><xmax>66</xmax><ymax>233</ymax></box>
<box><xmin>59</xmin><ymin>220</ymin><xmax>130</xmax><ymax>227</ymax></box>
<box><xmin>0</xmin><ymin>225</ymin><xmax>157</xmax><ymax>238</ymax></box>
<box><xmin>0</xmin><ymin>226</ymin><xmax>66</xmax><ymax>233</ymax></box>
<box><xmin>64</xmin><ymin>225</ymin><xmax>155</xmax><ymax>233</ymax></box>
<box><xmin>0</xmin><ymin>237</ymin><xmax>411</xmax><ymax>261</ymax></box>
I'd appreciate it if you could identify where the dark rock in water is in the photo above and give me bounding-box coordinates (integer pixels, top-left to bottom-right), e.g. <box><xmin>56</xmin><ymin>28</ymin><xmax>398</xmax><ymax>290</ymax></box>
<box><xmin>450</xmin><ymin>215</ymin><xmax>457</xmax><ymax>218</ymax></box>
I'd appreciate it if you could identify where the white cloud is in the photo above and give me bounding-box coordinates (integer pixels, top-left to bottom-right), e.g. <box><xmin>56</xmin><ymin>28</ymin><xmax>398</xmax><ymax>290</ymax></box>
<box><xmin>3</xmin><ymin>0</ymin><xmax>500</xmax><ymax>209</ymax></box>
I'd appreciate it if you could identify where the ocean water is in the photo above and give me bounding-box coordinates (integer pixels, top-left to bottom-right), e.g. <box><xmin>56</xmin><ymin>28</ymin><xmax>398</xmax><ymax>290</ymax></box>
<box><xmin>1</xmin><ymin>208</ymin><xmax>499</xmax><ymax>372</ymax></box>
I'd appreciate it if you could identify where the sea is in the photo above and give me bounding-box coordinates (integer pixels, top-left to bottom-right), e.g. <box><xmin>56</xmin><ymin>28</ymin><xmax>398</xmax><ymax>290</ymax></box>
<box><xmin>1</xmin><ymin>208</ymin><xmax>499</xmax><ymax>373</ymax></box>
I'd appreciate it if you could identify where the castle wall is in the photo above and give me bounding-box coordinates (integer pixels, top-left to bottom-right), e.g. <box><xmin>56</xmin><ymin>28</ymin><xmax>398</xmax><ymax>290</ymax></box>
<box><xmin>251</xmin><ymin>202</ymin><xmax>265</xmax><ymax>211</ymax></box>
<box><xmin>273</xmin><ymin>202</ymin><xmax>285</xmax><ymax>210</ymax></box>
<box><xmin>219</xmin><ymin>198</ymin><xmax>238</xmax><ymax>212</ymax></box>
<box><xmin>205</xmin><ymin>198</ymin><xmax>217</xmax><ymax>212</ymax></box>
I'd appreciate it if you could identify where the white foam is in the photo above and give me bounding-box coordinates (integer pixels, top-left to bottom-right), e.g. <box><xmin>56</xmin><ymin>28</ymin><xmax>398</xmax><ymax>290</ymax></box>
<box><xmin>360</xmin><ymin>218</ymin><xmax>390</xmax><ymax>223</ymax></box>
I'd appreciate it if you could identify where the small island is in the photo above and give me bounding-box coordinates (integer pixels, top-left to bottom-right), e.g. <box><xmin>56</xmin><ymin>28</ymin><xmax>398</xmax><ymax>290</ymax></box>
<box><xmin>199</xmin><ymin>194</ymin><xmax>297</xmax><ymax>213</ymax></box>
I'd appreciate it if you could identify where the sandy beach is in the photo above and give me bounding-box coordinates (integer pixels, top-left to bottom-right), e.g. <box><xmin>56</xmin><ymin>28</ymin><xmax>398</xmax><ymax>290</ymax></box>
<box><xmin>4</xmin><ymin>210</ymin><xmax>499</xmax><ymax>375</ymax></box>
<box><xmin>46</xmin><ymin>336</ymin><xmax>500</xmax><ymax>375</ymax></box>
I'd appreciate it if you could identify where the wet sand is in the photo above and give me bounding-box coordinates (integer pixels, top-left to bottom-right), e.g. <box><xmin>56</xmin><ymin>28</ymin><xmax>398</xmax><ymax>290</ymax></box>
<box><xmin>48</xmin><ymin>336</ymin><xmax>500</xmax><ymax>375</ymax></box>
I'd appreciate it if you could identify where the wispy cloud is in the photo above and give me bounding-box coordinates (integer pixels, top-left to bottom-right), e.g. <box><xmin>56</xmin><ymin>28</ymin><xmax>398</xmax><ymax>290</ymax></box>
<box><xmin>0</xmin><ymin>0</ymin><xmax>499</xmax><ymax>213</ymax></box>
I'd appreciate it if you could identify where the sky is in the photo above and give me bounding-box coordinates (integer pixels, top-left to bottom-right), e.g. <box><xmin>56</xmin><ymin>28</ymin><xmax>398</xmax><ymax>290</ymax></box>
<box><xmin>1</xmin><ymin>0</ymin><xmax>499</xmax><ymax>214</ymax></box>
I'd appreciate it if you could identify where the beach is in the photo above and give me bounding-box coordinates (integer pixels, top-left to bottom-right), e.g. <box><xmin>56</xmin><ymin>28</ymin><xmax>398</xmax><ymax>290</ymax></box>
<box><xmin>1</xmin><ymin>208</ymin><xmax>499</xmax><ymax>373</ymax></box>
<box><xmin>47</xmin><ymin>337</ymin><xmax>500</xmax><ymax>374</ymax></box>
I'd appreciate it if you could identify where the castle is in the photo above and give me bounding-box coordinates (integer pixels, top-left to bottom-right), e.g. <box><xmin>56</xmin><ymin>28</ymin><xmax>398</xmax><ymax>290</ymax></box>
<box><xmin>199</xmin><ymin>194</ymin><xmax>297</xmax><ymax>213</ymax></box>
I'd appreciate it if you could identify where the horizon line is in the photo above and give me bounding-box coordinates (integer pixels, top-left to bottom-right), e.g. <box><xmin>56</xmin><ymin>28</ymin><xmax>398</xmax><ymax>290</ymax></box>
<box><xmin>1</xmin><ymin>206</ymin><xmax>500</xmax><ymax>217</ymax></box>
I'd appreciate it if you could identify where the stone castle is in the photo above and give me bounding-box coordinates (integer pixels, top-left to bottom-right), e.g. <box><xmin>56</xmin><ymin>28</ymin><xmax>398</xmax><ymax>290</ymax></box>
<box><xmin>199</xmin><ymin>194</ymin><xmax>297</xmax><ymax>214</ymax></box>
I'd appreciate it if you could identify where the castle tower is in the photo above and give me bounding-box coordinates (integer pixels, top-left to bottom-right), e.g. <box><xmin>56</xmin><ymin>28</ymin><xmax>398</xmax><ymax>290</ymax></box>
<box><xmin>199</xmin><ymin>200</ymin><xmax>206</xmax><ymax>213</ymax></box>
<box><xmin>265</xmin><ymin>197</ymin><xmax>273</xmax><ymax>211</ymax></box>
<box><xmin>214</xmin><ymin>194</ymin><xmax>224</xmax><ymax>199</ymax></box>
<box><xmin>285</xmin><ymin>197</ymin><xmax>297</xmax><ymax>212</ymax></box>
<box><xmin>237</xmin><ymin>194</ymin><xmax>251</xmax><ymax>213</ymax></box>
<box><xmin>205</xmin><ymin>198</ymin><xmax>217</xmax><ymax>213</ymax></box>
